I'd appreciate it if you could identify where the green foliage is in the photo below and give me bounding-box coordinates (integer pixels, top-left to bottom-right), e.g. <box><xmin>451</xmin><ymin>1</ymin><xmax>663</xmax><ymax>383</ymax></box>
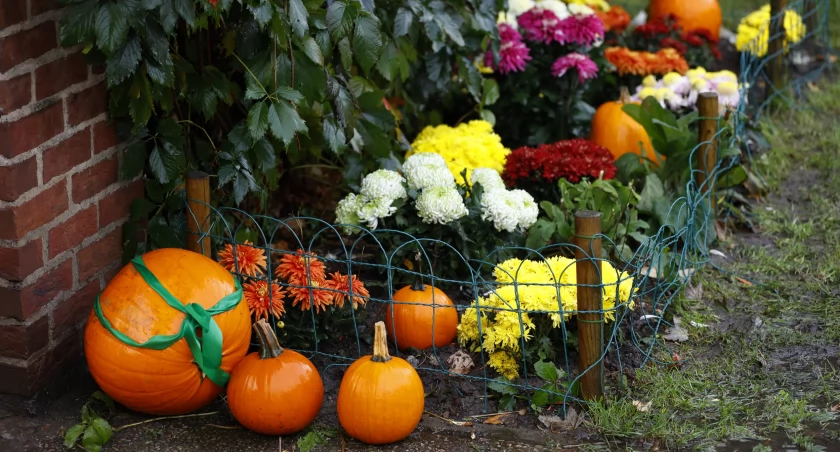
<box><xmin>64</xmin><ymin>392</ymin><xmax>115</xmax><ymax>452</ymax></box>
<box><xmin>487</xmin><ymin>358</ymin><xmax>580</xmax><ymax>412</ymax></box>
<box><xmin>59</xmin><ymin>0</ymin><xmax>498</xmax><ymax>256</ymax></box>
<box><xmin>297</xmin><ymin>426</ymin><xmax>338</xmax><ymax>452</ymax></box>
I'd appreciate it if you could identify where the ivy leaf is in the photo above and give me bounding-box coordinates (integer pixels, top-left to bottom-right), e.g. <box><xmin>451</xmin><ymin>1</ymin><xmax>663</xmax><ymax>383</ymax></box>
<box><xmin>127</xmin><ymin>70</ymin><xmax>153</xmax><ymax>129</ymax></box>
<box><xmin>352</xmin><ymin>14</ymin><xmax>382</xmax><ymax>75</ymax></box>
<box><xmin>158</xmin><ymin>0</ymin><xmax>178</xmax><ymax>34</ymax></box>
<box><xmin>106</xmin><ymin>34</ymin><xmax>142</xmax><ymax>86</ymax></box>
<box><xmin>298</xmin><ymin>36</ymin><xmax>324</xmax><ymax>66</ymax></box>
<box><xmin>121</xmin><ymin>143</ymin><xmax>147</xmax><ymax>180</ymax></box>
<box><xmin>326</xmin><ymin>0</ymin><xmax>357</xmax><ymax>41</ymax></box>
<box><xmin>64</xmin><ymin>424</ymin><xmax>86</xmax><ymax>449</ymax></box>
<box><xmin>288</xmin><ymin>0</ymin><xmax>309</xmax><ymax>38</ymax></box>
<box><xmin>245</xmin><ymin>85</ymin><xmax>268</xmax><ymax>100</ymax></box>
<box><xmin>247</xmin><ymin>102</ymin><xmax>270</xmax><ymax>140</ymax></box>
<box><xmin>393</xmin><ymin>8</ymin><xmax>412</xmax><ymax>37</ymax></box>
<box><xmin>434</xmin><ymin>9</ymin><xmax>465</xmax><ymax>47</ymax></box>
<box><xmin>274</xmin><ymin>86</ymin><xmax>304</xmax><ymax>103</ymax></box>
<box><xmin>60</xmin><ymin>0</ymin><xmax>98</xmax><ymax>47</ymax></box>
<box><xmin>252</xmin><ymin>138</ymin><xmax>276</xmax><ymax>171</ymax></box>
<box><xmin>95</xmin><ymin>3</ymin><xmax>129</xmax><ymax>54</ymax></box>
<box><xmin>172</xmin><ymin>0</ymin><xmax>195</xmax><ymax>27</ymax></box>
<box><xmin>218</xmin><ymin>163</ymin><xmax>237</xmax><ymax>186</ymax></box>
<box><xmin>141</xmin><ymin>0</ymin><xmax>163</xmax><ymax>8</ymax></box>
<box><xmin>337</xmin><ymin>37</ymin><xmax>352</xmax><ymax>69</ymax></box>
<box><xmin>232</xmin><ymin>170</ymin><xmax>258</xmax><ymax>205</ymax></box>
<box><xmin>248</xmin><ymin>2</ymin><xmax>273</xmax><ymax>27</ymax></box>
<box><xmin>355</xmin><ymin>119</ymin><xmax>389</xmax><ymax>158</ymax></box>
<box><xmin>149</xmin><ymin>146</ymin><xmax>169</xmax><ymax>183</ymax></box>
<box><xmin>228</xmin><ymin>124</ymin><xmax>253</xmax><ymax>153</ymax></box>
<box><xmin>149</xmin><ymin>219</ymin><xmax>182</xmax><ymax>248</ymax></box>
<box><xmin>267</xmin><ymin>102</ymin><xmax>308</xmax><ymax>146</ymax></box>
<box><xmin>322</xmin><ymin>115</ymin><xmax>346</xmax><ymax>155</ymax></box>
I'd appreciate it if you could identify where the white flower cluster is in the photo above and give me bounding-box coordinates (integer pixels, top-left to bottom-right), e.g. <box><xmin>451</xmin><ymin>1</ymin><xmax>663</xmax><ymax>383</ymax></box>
<box><xmin>403</xmin><ymin>153</ymin><xmax>467</xmax><ymax>224</ymax></box>
<box><xmin>480</xmin><ymin>187</ymin><xmax>539</xmax><ymax>233</ymax></box>
<box><xmin>631</xmin><ymin>68</ymin><xmax>743</xmax><ymax>114</ymax></box>
<box><xmin>335</xmin><ymin>170</ymin><xmax>406</xmax><ymax>231</ymax></box>
<box><xmin>402</xmin><ymin>152</ymin><xmax>456</xmax><ymax>191</ymax></box>
<box><xmin>470</xmin><ymin>168</ymin><xmax>507</xmax><ymax>192</ymax></box>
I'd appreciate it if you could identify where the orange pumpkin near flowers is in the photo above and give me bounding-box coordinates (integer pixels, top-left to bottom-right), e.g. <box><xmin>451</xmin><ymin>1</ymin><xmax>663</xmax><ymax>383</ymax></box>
<box><xmin>227</xmin><ymin>319</ymin><xmax>324</xmax><ymax>435</ymax></box>
<box><xmin>337</xmin><ymin>321</ymin><xmax>425</xmax><ymax>445</ymax></box>
<box><xmin>590</xmin><ymin>87</ymin><xmax>659</xmax><ymax>163</ymax></box>
<box><xmin>385</xmin><ymin>269</ymin><xmax>459</xmax><ymax>350</ymax></box>
<box><xmin>649</xmin><ymin>0</ymin><xmax>722</xmax><ymax>42</ymax></box>
<box><xmin>84</xmin><ymin>248</ymin><xmax>251</xmax><ymax>415</ymax></box>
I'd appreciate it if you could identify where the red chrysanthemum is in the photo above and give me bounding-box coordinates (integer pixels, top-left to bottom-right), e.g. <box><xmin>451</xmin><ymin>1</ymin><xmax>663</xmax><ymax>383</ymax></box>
<box><xmin>660</xmin><ymin>37</ymin><xmax>687</xmax><ymax>55</ymax></box>
<box><xmin>503</xmin><ymin>139</ymin><xmax>617</xmax><ymax>186</ymax></box>
<box><xmin>326</xmin><ymin>272</ymin><xmax>370</xmax><ymax>309</ymax></box>
<box><xmin>243</xmin><ymin>280</ymin><xmax>285</xmax><ymax>320</ymax></box>
<box><xmin>275</xmin><ymin>249</ymin><xmax>327</xmax><ymax>283</ymax></box>
<box><xmin>217</xmin><ymin>240</ymin><xmax>266</xmax><ymax>277</ymax></box>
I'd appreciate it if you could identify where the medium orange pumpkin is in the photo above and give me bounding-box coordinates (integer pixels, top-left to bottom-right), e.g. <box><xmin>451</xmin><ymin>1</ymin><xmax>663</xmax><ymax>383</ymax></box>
<box><xmin>649</xmin><ymin>0</ymin><xmax>722</xmax><ymax>42</ymax></box>
<box><xmin>337</xmin><ymin>322</ymin><xmax>425</xmax><ymax>445</ymax></box>
<box><xmin>385</xmin><ymin>275</ymin><xmax>459</xmax><ymax>350</ymax></box>
<box><xmin>227</xmin><ymin>319</ymin><xmax>324</xmax><ymax>435</ymax></box>
<box><xmin>590</xmin><ymin>88</ymin><xmax>658</xmax><ymax>163</ymax></box>
<box><xmin>84</xmin><ymin>248</ymin><xmax>251</xmax><ymax>415</ymax></box>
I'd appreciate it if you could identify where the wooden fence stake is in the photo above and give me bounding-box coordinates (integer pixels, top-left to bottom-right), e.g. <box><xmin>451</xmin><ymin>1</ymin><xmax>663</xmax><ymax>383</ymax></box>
<box><xmin>574</xmin><ymin>210</ymin><xmax>603</xmax><ymax>401</ymax></box>
<box><xmin>186</xmin><ymin>171</ymin><xmax>211</xmax><ymax>257</ymax></box>
<box><xmin>768</xmin><ymin>0</ymin><xmax>788</xmax><ymax>97</ymax></box>
<box><xmin>805</xmin><ymin>0</ymin><xmax>818</xmax><ymax>40</ymax></box>
<box><xmin>696</xmin><ymin>92</ymin><xmax>720</xmax><ymax>214</ymax></box>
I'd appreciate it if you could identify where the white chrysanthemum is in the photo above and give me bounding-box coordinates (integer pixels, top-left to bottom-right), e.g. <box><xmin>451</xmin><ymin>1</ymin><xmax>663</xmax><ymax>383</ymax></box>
<box><xmin>357</xmin><ymin>197</ymin><xmax>397</xmax><ymax>230</ymax></box>
<box><xmin>536</xmin><ymin>0</ymin><xmax>570</xmax><ymax>19</ymax></box>
<box><xmin>470</xmin><ymin>168</ymin><xmax>506</xmax><ymax>192</ymax></box>
<box><xmin>716</xmin><ymin>81</ymin><xmax>741</xmax><ymax>112</ymax></box>
<box><xmin>481</xmin><ymin>189</ymin><xmax>521</xmax><ymax>233</ymax></box>
<box><xmin>402</xmin><ymin>152</ymin><xmax>456</xmax><ymax>191</ymax></box>
<box><xmin>508</xmin><ymin>0</ymin><xmax>537</xmax><ymax>17</ymax></box>
<box><xmin>662</xmin><ymin>72</ymin><xmax>691</xmax><ymax>95</ymax></box>
<box><xmin>497</xmin><ymin>11</ymin><xmax>518</xmax><ymax>27</ymax></box>
<box><xmin>360</xmin><ymin>169</ymin><xmax>407</xmax><ymax>201</ymax></box>
<box><xmin>567</xmin><ymin>2</ymin><xmax>595</xmax><ymax>16</ymax></box>
<box><xmin>510</xmin><ymin>189</ymin><xmax>539</xmax><ymax>230</ymax></box>
<box><xmin>335</xmin><ymin>193</ymin><xmax>362</xmax><ymax>232</ymax></box>
<box><xmin>415</xmin><ymin>186</ymin><xmax>468</xmax><ymax>224</ymax></box>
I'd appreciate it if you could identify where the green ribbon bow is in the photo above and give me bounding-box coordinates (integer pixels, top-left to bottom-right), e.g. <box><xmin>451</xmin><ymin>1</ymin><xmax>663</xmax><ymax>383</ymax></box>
<box><xmin>93</xmin><ymin>256</ymin><xmax>243</xmax><ymax>387</ymax></box>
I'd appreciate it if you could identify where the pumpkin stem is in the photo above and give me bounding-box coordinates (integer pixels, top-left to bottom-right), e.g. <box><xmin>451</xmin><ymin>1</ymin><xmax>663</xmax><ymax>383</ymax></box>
<box><xmin>253</xmin><ymin>319</ymin><xmax>284</xmax><ymax>359</ymax></box>
<box><xmin>371</xmin><ymin>321</ymin><xmax>392</xmax><ymax>363</ymax></box>
<box><xmin>410</xmin><ymin>252</ymin><xmax>426</xmax><ymax>291</ymax></box>
<box><xmin>619</xmin><ymin>87</ymin><xmax>631</xmax><ymax>104</ymax></box>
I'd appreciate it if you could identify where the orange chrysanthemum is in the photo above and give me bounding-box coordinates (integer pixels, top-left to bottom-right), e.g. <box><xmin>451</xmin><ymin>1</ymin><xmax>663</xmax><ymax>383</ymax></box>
<box><xmin>604</xmin><ymin>47</ymin><xmax>689</xmax><ymax>76</ymax></box>
<box><xmin>243</xmin><ymin>280</ymin><xmax>286</xmax><ymax>320</ymax></box>
<box><xmin>275</xmin><ymin>249</ymin><xmax>327</xmax><ymax>283</ymax></box>
<box><xmin>218</xmin><ymin>240</ymin><xmax>266</xmax><ymax>277</ymax></box>
<box><xmin>287</xmin><ymin>275</ymin><xmax>334</xmax><ymax>313</ymax></box>
<box><xmin>326</xmin><ymin>272</ymin><xmax>370</xmax><ymax>309</ymax></box>
<box><xmin>596</xmin><ymin>5</ymin><xmax>631</xmax><ymax>33</ymax></box>
<box><xmin>650</xmin><ymin>48</ymin><xmax>689</xmax><ymax>74</ymax></box>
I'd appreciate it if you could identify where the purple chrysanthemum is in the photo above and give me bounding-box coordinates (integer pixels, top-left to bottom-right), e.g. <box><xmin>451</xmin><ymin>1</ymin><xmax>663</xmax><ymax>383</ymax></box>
<box><xmin>551</xmin><ymin>53</ymin><xmax>599</xmax><ymax>83</ymax></box>
<box><xmin>517</xmin><ymin>8</ymin><xmax>564</xmax><ymax>44</ymax></box>
<box><xmin>555</xmin><ymin>14</ymin><xmax>604</xmax><ymax>47</ymax></box>
<box><xmin>485</xmin><ymin>24</ymin><xmax>532</xmax><ymax>74</ymax></box>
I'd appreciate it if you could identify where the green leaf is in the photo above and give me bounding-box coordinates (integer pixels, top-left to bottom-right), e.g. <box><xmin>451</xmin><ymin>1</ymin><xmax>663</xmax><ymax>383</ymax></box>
<box><xmin>638</xmin><ymin>173</ymin><xmax>665</xmax><ymax>213</ymax></box>
<box><xmin>90</xmin><ymin>418</ymin><xmax>113</xmax><ymax>445</ymax></box>
<box><xmin>130</xmin><ymin>198</ymin><xmax>155</xmax><ymax>221</ymax></box>
<box><xmin>531</xmin><ymin>388</ymin><xmax>549</xmax><ymax>407</ymax></box>
<box><xmin>252</xmin><ymin>138</ymin><xmax>276</xmax><ymax>171</ymax></box>
<box><xmin>60</xmin><ymin>0</ymin><xmax>98</xmax><ymax>47</ymax></box>
<box><xmin>322</xmin><ymin>115</ymin><xmax>346</xmax><ymax>154</ymax></box>
<box><xmin>248</xmin><ymin>2</ymin><xmax>272</xmax><ymax>26</ymax></box>
<box><xmin>106</xmin><ymin>34</ymin><xmax>142</xmax><ymax>86</ymax></box>
<box><xmin>352</xmin><ymin>14</ymin><xmax>382</xmax><ymax>75</ymax></box>
<box><xmin>326</xmin><ymin>0</ymin><xmax>358</xmax><ymax>41</ymax></box>
<box><xmin>355</xmin><ymin>119</ymin><xmax>390</xmax><ymax>158</ymax></box>
<box><xmin>247</xmin><ymin>102</ymin><xmax>269</xmax><ymax>140</ymax></box>
<box><xmin>499</xmin><ymin>394</ymin><xmax>517</xmax><ymax>411</ymax></box>
<box><xmin>434</xmin><ymin>9</ymin><xmax>465</xmax><ymax>47</ymax></box>
<box><xmin>218</xmin><ymin>164</ymin><xmax>237</xmax><ymax>186</ymax></box>
<box><xmin>274</xmin><ymin>86</ymin><xmax>304</xmax><ymax>103</ymax></box>
<box><xmin>481</xmin><ymin>78</ymin><xmax>500</xmax><ymax>106</ymax></box>
<box><xmin>245</xmin><ymin>84</ymin><xmax>267</xmax><ymax>100</ymax></box>
<box><xmin>288</xmin><ymin>0</ymin><xmax>309</xmax><ymax>38</ymax></box>
<box><xmin>298</xmin><ymin>36</ymin><xmax>324</xmax><ymax>66</ymax></box>
<box><xmin>81</xmin><ymin>426</ymin><xmax>103</xmax><ymax>452</ymax></box>
<box><xmin>148</xmin><ymin>146</ymin><xmax>168</xmax><ymax>183</ymax></box>
<box><xmin>149</xmin><ymin>220</ymin><xmax>182</xmax><ymax>248</ymax></box>
<box><xmin>121</xmin><ymin>143</ymin><xmax>147</xmax><ymax>180</ymax></box>
<box><xmin>141</xmin><ymin>0</ymin><xmax>163</xmax><ymax>8</ymax></box>
<box><xmin>81</xmin><ymin>405</ymin><xmax>95</xmax><ymax>423</ymax></box>
<box><xmin>158</xmin><ymin>0</ymin><xmax>178</xmax><ymax>34</ymax></box>
<box><xmin>127</xmin><ymin>71</ymin><xmax>153</xmax><ymax>129</ymax></box>
<box><xmin>172</xmin><ymin>0</ymin><xmax>195</xmax><ymax>27</ymax></box>
<box><xmin>393</xmin><ymin>7</ymin><xmax>412</xmax><ymax>37</ymax></box>
<box><xmin>228</xmin><ymin>124</ymin><xmax>253</xmax><ymax>153</ymax></box>
<box><xmin>95</xmin><ymin>3</ymin><xmax>129</xmax><ymax>53</ymax></box>
<box><xmin>487</xmin><ymin>379</ymin><xmax>519</xmax><ymax>396</ymax></box>
<box><xmin>268</xmin><ymin>102</ymin><xmax>308</xmax><ymax>146</ymax></box>
<box><xmin>479</xmin><ymin>109</ymin><xmax>495</xmax><ymax>126</ymax></box>
<box><xmin>64</xmin><ymin>424</ymin><xmax>86</xmax><ymax>449</ymax></box>
<box><xmin>338</xmin><ymin>37</ymin><xmax>353</xmax><ymax>69</ymax></box>
<box><xmin>534</xmin><ymin>360</ymin><xmax>560</xmax><ymax>383</ymax></box>
<box><xmin>526</xmin><ymin>219</ymin><xmax>555</xmax><ymax>250</ymax></box>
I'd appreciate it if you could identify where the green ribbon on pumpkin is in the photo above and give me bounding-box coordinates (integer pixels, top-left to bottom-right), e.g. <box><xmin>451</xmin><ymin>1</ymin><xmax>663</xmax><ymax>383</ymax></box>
<box><xmin>93</xmin><ymin>255</ymin><xmax>242</xmax><ymax>387</ymax></box>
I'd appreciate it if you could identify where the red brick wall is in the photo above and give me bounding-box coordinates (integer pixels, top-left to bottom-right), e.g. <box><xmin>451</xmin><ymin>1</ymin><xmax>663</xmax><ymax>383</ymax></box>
<box><xmin>0</xmin><ymin>1</ymin><xmax>144</xmax><ymax>395</ymax></box>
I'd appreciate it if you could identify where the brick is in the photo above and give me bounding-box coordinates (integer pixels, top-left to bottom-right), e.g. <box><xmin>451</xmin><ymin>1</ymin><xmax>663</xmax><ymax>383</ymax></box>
<box><xmin>76</xmin><ymin>229</ymin><xmax>122</xmax><ymax>282</ymax></box>
<box><xmin>35</xmin><ymin>53</ymin><xmax>89</xmax><ymax>100</ymax></box>
<box><xmin>0</xmin><ymin>101</ymin><xmax>64</xmax><ymax>159</ymax></box>
<box><xmin>0</xmin><ymin>238</ymin><xmax>43</xmax><ymax>281</ymax></box>
<box><xmin>52</xmin><ymin>281</ymin><xmax>99</xmax><ymax>337</ymax></box>
<box><xmin>48</xmin><ymin>206</ymin><xmax>98</xmax><ymax>258</ymax></box>
<box><xmin>0</xmin><ymin>331</ymin><xmax>82</xmax><ymax>396</ymax></box>
<box><xmin>31</xmin><ymin>0</ymin><xmax>60</xmax><ymax>17</ymax></box>
<box><xmin>0</xmin><ymin>0</ymin><xmax>27</xmax><ymax>31</ymax></box>
<box><xmin>93</xmin><ymin>121</ymin><xmax>120</xmax><ymax>154</ymax></box>
<box><xmin>99</xmin><ymin>180</ymin><xmax>144</xmax><ymax>228</ymax></box>
<box><xmin>70</xmin><ymin>155</ymin><xmax>117</xmax><ymax>203</ymax></box>
<box><xmin>0</xmin><ymin>22</ymin><xmax>57</xmax><ymax>72</ymax></box>
<box><xmin>0</xmin><ymin>156</ymin><xmax>38</xmax><ymax>202</ymax></box>
<box><xmin>0</xmin><ymin>182</ymin><xmax>68</xmax><ymax>241</ymax></box>
<box><xmin>0</xmin><ymin>73</ymin><xmax>31</xmax><ymax>113</ymax></box>
<box><xmin>0</xmin><ymin>316</ymin><xmax>50</xmax><ymax>360</ymax></box>
<box><xmin>42</xmin><ymin>128</ymin><xmax>91</xmax><ymax>183</ymax></box>
<box><xmin>0</xmin><ymin>258</ymin><xmax>73</xmax><ymax>321</ymax></box>
<box><xmin>66</xmin><ymin>83</ymin><xmax>106</xmax><ymax>127</ymax></box>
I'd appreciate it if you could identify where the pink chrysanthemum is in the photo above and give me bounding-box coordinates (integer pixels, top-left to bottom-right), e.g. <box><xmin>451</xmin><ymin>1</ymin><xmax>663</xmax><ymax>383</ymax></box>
<box><xmin>517</xmin><ymin>8</ymin><xmax>564</xmax><ymax>44</ymax></box>
<box><xmin>551</xmin><ymin>53</ymin><xmax>599</xmax><ymax>83</ymax></box>
<box><xmin>484</xmin><ymin>24</ymin><xmax>532</xmax><ymax>74</ymax></box>
<box><xmin>556</xmin><ymin>14</ymin><xmax>604</xmax><ymax>47</ymax></box>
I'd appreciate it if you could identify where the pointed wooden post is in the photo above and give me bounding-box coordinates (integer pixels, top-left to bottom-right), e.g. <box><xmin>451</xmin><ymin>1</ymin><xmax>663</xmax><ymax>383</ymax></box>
<box><xmin>696</xmin><ymin>93</ymin><xmax>720</xmax><ymax>215</ymax></box>
<box><xmin>186</xmin><ymin>171</ymin><xmax>211</xmax><ymax>257</ymax></box>
<box><xmin>574</xmin><ymin>210</ymin><xmax>603</xmax><ymax>401</ymax></box>
<box><xmin>768</xmin><ymin>0</ymin><xmax>789</xmax><ymax>96</ymax></box>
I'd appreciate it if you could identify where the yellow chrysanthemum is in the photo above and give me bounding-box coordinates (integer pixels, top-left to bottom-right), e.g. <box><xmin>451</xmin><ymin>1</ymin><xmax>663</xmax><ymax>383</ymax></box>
<box><xmin>735</xmin><ymin>5</ymin><xmax>806</xmax><ymax>57</ymax></box>
<box><xmin>566</xmin><ymin>0</ymin><xmax>609</xmax><ymax>12</ymax></box>
<box><xmin>408</xmin><ymin>120</ymin><xmax>510</xmax><ymax>185</ymax></box>
<box><xmin>488</xmin><ymin>350</ymin><xmax>521</xmax><ymax>380</ymax></box>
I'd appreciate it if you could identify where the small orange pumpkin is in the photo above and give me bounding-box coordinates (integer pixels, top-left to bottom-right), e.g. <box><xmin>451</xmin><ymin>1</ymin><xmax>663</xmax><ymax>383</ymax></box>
<box><xmin>649</xmin><ymin>0</ymin><xmax>722</xmax><ymax>42</ymax></box>
<box><xmin>590</xmin><ymin>88</ymin><xmax>658</xmax><ymax>163</ymax></box>
<box><xmin>385</xmin><ymin>274</ymin><xmax>459</xmax><ymax>350</ymax></box>
<box><xmin>84</xmin><ymin>248</ymin><xmax>251</xmax><ymax>415</ymax></box>
<box><xmin>337</xmin><ymin>321</ymin><xmax>425</xmax><ymax>445</ymax></box>
<box><xmin>227</xmin><ymin>319</ymin><xmax>324</xmax><ymax>435</ymax></box>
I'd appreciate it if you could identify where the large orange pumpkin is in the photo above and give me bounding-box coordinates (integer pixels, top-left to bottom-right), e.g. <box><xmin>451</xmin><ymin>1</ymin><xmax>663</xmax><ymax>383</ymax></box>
<box><xmin>337</xmin><ymin>322</ymin><xmax>425</xmax><ymax>445</ymax></box>
<box><xmin>590</xmin><ymin>88</ymin><xmax>658</xmax><ymax>163</ymax></box>
<box><xmin>227</xmin><ymin>319</ymin><xmax>324</xmax><ymax>435</ymax></box>
<box><xmin>649</xmin><ymin>0</ymin><xmax>722</xmax><ymax>42</ymax></box>
<box><xmin>84</xmin><ymin>248</ymin><xmax>251</xmax><ymax>415</ymax></box>
<box><xmin>385</xmin><ymin>277</ymin><xmax>458</xmax><ymax>350</ymax></box>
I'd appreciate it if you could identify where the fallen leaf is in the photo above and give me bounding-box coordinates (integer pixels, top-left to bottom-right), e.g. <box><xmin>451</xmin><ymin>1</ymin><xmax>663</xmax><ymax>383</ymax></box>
<box><xmin>518</xmin><ymin>409</ymin><xmax>527</xmax><ymax>415</ymax></box>
<box><xmin>736</xmin><ymin>277</ymin><xmax>753</xmax><ymax>286</ymax></box>
<box><xmin>678</xmin><ymin>268</ymin><xmax>697</xmax><ymax>280</ymax></box>
<box><xmin>470</xmin><ymin>430</ymin><xmax>476</xmax><ymax>440</ymax></box>
<box><xmin>662</xmin><ymin>317</ymin><xmax>689</xmax><ymax>342</ymax></box>
<box><xmin>406</xmin><ymin>355</ymin><xmax>420</xmax><ymax>368</ymax></box>
<box><xmin>685</xmin><ymin>282</ymin><xmax>703</xmax><ymax>301</ymax></box>
<box><xmin>709</xmin><ymin>249</ymin><xmax>727</xmax><ymax>259</ymax></box>
<box><xmin>538</xmin><ymin>407</ymin><xmax>582</xmax><ymax>433</ymax></box>
<box><xmin>668</xmin><ymin>353</ymin><xmax>683</xmax><ymax>370</ymax></box>
<box><xmin>640</xmin><ymin>265</ymin><xmax>659</xmax><ymax>279</ymax></box>
<box><xmin>714</xmin><ymin>220</ymin><xmax>728</xmax><ymax>242</ymax></box>
<box><xmin>447</xmin><ymin>350</ymin><xmax>475</xmax><ymax>375</ymax></box>
<box><xmin>403</xmin><ymin>259</ymin><xmax>414</xmax><ymax>271</ymax></box>
<box><xmin>483</xmin><ymin>412</ymin><xmax>518</xmax><ymax>425</ymax></box>
<box><xmin>830</xmin><ymin>403</ymin><xmax>839</xmax><ymax>412</ymax></box>
<box><xmin>632</xmin><ymin>400</ymin><xmax>652</xmax><ymax>412</ymax></box>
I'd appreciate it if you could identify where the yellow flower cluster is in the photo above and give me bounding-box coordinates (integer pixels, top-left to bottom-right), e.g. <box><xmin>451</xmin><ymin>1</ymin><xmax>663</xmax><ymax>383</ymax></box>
<box><xmin>735</xmin><ymin>5</ymin><xmax>806</xmax><ymax>57</ymax></box>
<box><xmin>456</xmin><ymin>256</ymin><xmax>636</xmax><ymax>380</ymax></box>
<box><xmin>408</xmin><ymin>120</ymin><xmax>510</xmax><ymax>185</ymax></box>
<box><xmin>565</xmin><ymin>0</ymin><xmax>610</xmax><ymax>12</ymax></box>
